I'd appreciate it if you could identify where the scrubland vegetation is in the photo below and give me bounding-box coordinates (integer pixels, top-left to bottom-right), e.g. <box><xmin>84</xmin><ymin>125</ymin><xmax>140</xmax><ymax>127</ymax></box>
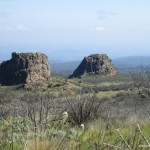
<box><xmin>0</xmin><ymin>73</ymin><xmax>150</xmax><ymax>150</ymax></box>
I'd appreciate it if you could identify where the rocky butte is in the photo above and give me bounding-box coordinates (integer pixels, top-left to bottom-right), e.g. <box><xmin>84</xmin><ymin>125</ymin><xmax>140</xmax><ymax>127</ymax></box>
<box><xmin>69</xmin><ymin>54</ymin><xmax>117</xmax><ymax>78</ymax></box>
<box><xmin>0</xmin><ymin>52</ymin><xmax>51</xmax><ymax>85</ymax></box>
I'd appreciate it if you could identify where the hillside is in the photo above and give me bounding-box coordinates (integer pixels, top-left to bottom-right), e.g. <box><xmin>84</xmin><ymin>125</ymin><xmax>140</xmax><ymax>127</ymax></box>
<box><xmin>113</xmin><ymin>56</ymin><xmax>150</xmax><ymax>66</ymax></box>
<box><xmin>50</xmin><ymin>61</ymin><xmax>79</xmax><ymax>75</ymax></box>
<box><xmin>1</xmin><ymin>72</ymin><xmax>150</xmax><ymax>149</ymax></box>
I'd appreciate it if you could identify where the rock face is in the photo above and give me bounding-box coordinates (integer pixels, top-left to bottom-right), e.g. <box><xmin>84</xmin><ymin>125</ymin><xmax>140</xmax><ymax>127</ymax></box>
<box><xmin>0</xmin><ymin>52</ymin><xmax>51</xmax><ymax>85</ymax></box>
<box><xmin>69</xmin><ymin>54</ymin><xmax>117</xmax><ymax>78</ymax></box>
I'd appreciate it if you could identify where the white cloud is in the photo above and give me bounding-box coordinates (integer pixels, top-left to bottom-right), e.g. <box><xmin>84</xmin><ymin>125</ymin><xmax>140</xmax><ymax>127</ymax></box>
<box><xmin>17</xmin><ymin>24</ymin><xmax>28</xmax><ymax>31</ymax></box>
<box><xmin>0</xmin><ymin>25</ymin><xmax>29</xmax><ymax>32</ymax></box>
<box><xmin>97</xmin><ymin>10</ymin><xmax>116</xmax><ymax>20</ymax></box>
<box><xmin>90</xmin><ymin>26</ymin><xmax>106</xmax><ymax>32</ymax></box>
<box><xmin>95</xmin><ymin>26</ymin><xmax>105</xmax><ymax>32</ymax></box>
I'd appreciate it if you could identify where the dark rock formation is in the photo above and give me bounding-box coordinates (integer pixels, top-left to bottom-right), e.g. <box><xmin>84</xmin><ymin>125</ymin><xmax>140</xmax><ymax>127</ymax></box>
<box><xmin>0</xmin><ymin>52</ymin><xmax>51</xmax><ymax>85</ymax></box>
<box><xmin>69</xmin><ymin>54</ymin><xmax>117</xmax><ymax>78</ymax></box>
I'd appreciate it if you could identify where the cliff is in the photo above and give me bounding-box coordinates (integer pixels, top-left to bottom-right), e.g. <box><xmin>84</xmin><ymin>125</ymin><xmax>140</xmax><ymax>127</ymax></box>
<box><xmin>69</xmin><ymin>54</ymin><xmax>117</xmax><ymax>78</ymax></box>
<box><xmin>0</xmin><ymin>52</ymin><xmax>51</xmax><ymax>85</ymax></box>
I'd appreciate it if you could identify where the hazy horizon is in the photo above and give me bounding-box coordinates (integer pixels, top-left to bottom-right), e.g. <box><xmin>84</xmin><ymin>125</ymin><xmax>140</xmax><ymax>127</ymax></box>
<box><xmin>0</xmin><ymin>0</ymin><xmax>150</xmax><ymax>61</ymax></box>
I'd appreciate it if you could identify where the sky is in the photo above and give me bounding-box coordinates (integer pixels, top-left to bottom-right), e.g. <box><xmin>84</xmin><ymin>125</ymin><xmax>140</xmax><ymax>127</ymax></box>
<box><xmin>0</xmin><ymin>0</ymin><xmax>150</xmax><ymax>61</ymax></box>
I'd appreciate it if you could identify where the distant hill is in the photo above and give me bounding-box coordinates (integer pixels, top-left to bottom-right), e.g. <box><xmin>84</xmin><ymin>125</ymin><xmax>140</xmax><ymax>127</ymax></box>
<box><xmin>113</xmin><ymin>56</ymin><xmax>150</xmax><ymax>66</ymax></box>
<box><xmin>50</xmin><ymin>56</ymin><xmax>150</xmax><ymax>75</ymax></box>
<box><xmin>51</xmin><ymin>61</ymin><xmax>79</xmax><ymax>75</ymax></box>
<box><xmin>113</xmin><ymin>56</ymin><xmax>150</xmax><ymax>74</ymax></box>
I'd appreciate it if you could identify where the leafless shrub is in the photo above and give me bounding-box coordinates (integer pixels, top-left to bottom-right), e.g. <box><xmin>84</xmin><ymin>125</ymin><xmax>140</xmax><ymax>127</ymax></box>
<box><xmin>66</xmin><ymin>95</ymin><xmax>101</xmax><ymax>125</ymax></box>
<box><xmin>132</xmin><ymin>71</ymin><xmax>150</xmax><ymax>100</ymax></box>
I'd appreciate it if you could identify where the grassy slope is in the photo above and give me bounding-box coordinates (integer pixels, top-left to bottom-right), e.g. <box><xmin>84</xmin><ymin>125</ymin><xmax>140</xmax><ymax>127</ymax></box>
<box><xmin>0</xmin><ymin>74</ymin><xmax>150</xmax><ymax>149</ymax></box>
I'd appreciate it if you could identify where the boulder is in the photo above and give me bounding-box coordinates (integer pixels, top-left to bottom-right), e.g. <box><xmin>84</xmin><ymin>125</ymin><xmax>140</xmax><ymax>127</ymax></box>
<box><xmin>69</xmin><ymin>54</ymin><xmax>117</xmax><ymax>78</ymax></box>
<box><xmin>0</xmin><ymin>52</ymin><xmax>51</xmax><ymax>85</ymax></box>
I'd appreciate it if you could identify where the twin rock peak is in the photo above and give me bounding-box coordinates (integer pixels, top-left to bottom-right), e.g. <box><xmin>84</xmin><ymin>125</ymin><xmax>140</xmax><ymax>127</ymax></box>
<box><xmin>0</xmin><ymin>52</ymin><xmax>117</xmax><ymax>85</ymax></box>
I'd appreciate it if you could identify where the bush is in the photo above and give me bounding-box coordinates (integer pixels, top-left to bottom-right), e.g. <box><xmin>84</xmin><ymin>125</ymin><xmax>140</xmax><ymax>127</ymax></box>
<box><xmin>66</xmin><ymin>95</ymin><xmax>100</xmax><ymax>125</ymax></box>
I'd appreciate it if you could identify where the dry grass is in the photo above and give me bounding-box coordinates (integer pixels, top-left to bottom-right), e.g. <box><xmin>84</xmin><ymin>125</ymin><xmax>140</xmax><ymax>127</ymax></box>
<box><xmin>96</xmin><ymin>90</ymin><xmax>130</xmax><ymax>98</ymax></box>
<box><xmin>1</xmin><ymin>74</ymin><xmax>150</xmax><ymax>149</ymax></box>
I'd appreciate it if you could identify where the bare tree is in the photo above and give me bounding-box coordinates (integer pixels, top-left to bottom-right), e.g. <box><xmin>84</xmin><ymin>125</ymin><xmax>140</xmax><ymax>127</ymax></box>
<box><xmin>66</xmin><ymin>95</ymin><xmax>101</xmax><ymax>125</ymax></box>
<box><xmin>132</xmin><ymin>70</ymin><xmax>150</xmax><ymax>100</ymax></box>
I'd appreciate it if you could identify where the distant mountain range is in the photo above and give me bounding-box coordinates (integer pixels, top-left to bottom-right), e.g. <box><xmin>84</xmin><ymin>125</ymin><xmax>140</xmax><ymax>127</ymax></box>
<box><xmin>50</xmin><ymin>56</ymin><xmax>150</xmax><ymax>75</ymax></box>
<box><xmin>113</xmin><ymin>56</ymin><xmax>150</xmax><ymax>66</ymax></box>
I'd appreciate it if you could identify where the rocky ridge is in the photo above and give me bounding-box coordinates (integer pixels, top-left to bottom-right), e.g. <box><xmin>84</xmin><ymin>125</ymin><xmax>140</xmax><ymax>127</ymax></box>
<box><xmin>0</xmin><ymin>52</ymin><xmax>51</xmax><ymax>85</ymax></box>
<box><xmin>69</xmin><ymin>54</ymin><xmax>117</xmax><ymax>78</ymax></box>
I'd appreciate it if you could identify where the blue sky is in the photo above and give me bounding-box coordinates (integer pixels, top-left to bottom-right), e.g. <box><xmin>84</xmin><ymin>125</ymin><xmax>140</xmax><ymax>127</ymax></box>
<box><xmin>0</xmin><ymin>0</ymin><xmax>150</xmax><ymax>61</ymax></box>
